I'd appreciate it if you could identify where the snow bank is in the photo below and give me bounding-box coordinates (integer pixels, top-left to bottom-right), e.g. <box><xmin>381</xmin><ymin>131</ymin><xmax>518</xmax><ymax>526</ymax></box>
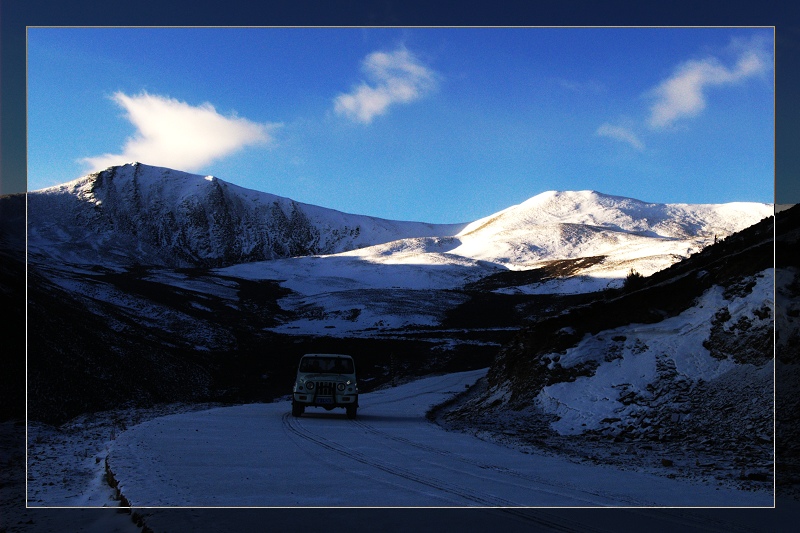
<box><xmin>535</xmin><ymin>269</ymin><xmax>773</xmax><ymax>435</ymax></box>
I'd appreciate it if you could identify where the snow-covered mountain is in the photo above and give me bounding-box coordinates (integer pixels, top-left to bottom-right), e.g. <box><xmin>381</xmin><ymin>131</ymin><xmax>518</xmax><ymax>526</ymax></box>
<box><xmin>26</xmin><ymin>163</ymin><xmax>770</xmax><ymax>277</ymax></box>
<box><xmin>450</xmin><ymin>189</ymin><xmax>768</xmax><ymax>272</ymax></box>
<box><xmin>19</xmin><ymin>162</ymin><xmax>773</xmax><ymax>338</ymax></box>
<box><xmin>322</xmin><ymin>189</ymin><xmax>771</xmax><ymax>299</ymax></box>
<box><xmin>26</xmin><ymin>162</ymin><xmax>464</xmax><ymax>268</ymax></box>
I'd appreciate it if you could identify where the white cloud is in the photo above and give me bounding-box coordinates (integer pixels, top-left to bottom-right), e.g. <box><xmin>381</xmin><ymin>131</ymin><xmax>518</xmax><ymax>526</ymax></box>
<box><xmin>81</xmin><ymin>92</ymin><xmax>278</xmax><ymax>172</ymax></box>
<box><xmin>647</xmin><ymin>45</ymin><xmax>771</xmax><ymax>129</ymax></box>
<box><xmin>334</xmin><ymin>48</ymin><xmax>437</xmax><ymax>124</ymax></box>
<box><xmin>596</xmin><ymin>123</ymin><xmax>645</xmax><ymax>151</ymax></box>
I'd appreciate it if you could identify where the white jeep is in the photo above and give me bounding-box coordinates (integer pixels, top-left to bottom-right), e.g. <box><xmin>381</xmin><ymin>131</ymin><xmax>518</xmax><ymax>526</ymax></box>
<box><xmin>292</xmin><ymin>354</ymin><xmax>359</xmax><ymax>419</ymax></box>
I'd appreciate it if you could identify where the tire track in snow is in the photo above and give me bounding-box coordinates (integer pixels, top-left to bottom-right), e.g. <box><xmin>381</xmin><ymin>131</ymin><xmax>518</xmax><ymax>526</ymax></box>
<box><xmin>348</xmin><ymin>419</ymin><xmax>773</xmax><ymax>533</ymax></box>
<box><xmin>282</xmin><ymin>412</ymin><xmax>520</xmax><ymax>507</ymax></box>
<box><xmin>350</xmin><ymin>417</ymin><xmax>651</xmax><ymax>507</ymax></box>
<box><xmin>349</xmin><ymin>372</ymin><xmax>651</xmax><ymax>507</ymax></box>
<box><xmin>282</xmin><ymin>413</ymin><xmax>612</xmax><ymax>531</ymax></box>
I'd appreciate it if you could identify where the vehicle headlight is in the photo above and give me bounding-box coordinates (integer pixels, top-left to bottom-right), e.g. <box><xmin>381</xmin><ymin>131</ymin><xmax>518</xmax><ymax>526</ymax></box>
<box><xmin>306</xmin><ymin>381</ymin><xmax>315</xmax><ymax>390</ymax></box>
<box><xmin>337</xmin><ymin>383</ymin><xmax>345</xmax><ymax>391</ymax></box>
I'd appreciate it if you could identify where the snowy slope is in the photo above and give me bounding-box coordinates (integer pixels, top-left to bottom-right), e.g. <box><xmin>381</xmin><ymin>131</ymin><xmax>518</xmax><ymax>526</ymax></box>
<box><xmin>534</xmin><ymin>270</ymin><xmax>773</xmax><ymax>436</ymax></box>
<box><xmin>449</xmin><ymin>190</ymin><xmax>771</xmax><ymax>284</ymax></box>
<box><xmin>26</xmin><ymin>164</ymin><xmax>770</xmax><ymax>276</ymax></box>
<box><xmin>26</xmin><ymin>163</ymin><xmax>465</xmax><ymax>268</ymax></box>
<box><xmin>315</xmin><ymin>189</ymin><xmax>770</xmax><ymax>275</ymax></box>
<box><xmin>215</xmin><ymin>189</ymin><xmax>769</xmax><ymax>333</ymax></box>
<box><xmin>22</xmin><ymin>162</ymin><xmax>773</xmax><ymax>334</ymax></box>
<box><xmin>439</xmin><ymin>213</ymin><xmax>777</xmax><ymax>491</ymax></box>
<box><xmin>22</xmin><ymin>163</ymin><xmax>772</xmax><ymax>337</ymax></box>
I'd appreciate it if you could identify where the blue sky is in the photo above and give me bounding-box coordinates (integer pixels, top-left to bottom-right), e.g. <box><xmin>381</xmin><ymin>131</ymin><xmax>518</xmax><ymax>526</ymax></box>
<box><xmin>27</xmin><ymin>27</ymin><xmax>774</xmax><ymax>223</ymax></box>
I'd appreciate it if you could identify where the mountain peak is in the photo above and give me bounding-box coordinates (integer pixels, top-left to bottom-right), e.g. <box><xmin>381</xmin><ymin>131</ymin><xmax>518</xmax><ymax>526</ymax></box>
<box><xmin>26</xmin><ymin>164</ymin><xmax>466</xmax><ymax>268</ymax></box>
<box><xmin>24</xmin><ymin>164</ymin><xmax>772</xmax><ymax>272</ymax></box>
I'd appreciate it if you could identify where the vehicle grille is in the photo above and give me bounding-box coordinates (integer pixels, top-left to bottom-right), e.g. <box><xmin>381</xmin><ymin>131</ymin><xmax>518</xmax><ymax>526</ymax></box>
<box><xmin>315</xmin><ymin>381</ymin><xmax>335</xmax><ymax>396</ymax></box>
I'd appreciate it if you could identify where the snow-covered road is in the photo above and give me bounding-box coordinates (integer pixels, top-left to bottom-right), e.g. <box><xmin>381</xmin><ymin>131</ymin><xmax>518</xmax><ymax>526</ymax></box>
<box><xmin>107</xmin><ymin>369</ymin><xmax>771</xmax><ymax>508</ymax></box>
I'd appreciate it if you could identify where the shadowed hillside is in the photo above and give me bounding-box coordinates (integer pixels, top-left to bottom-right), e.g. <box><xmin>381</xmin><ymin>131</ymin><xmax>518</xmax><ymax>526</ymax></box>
<box><xmin>436</xmin><ymin>210</ymin><xmax>779</xmax><ymax>491</ymax></box>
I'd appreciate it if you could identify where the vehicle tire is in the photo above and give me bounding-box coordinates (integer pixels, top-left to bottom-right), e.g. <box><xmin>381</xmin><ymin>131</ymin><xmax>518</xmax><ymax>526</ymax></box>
<box><xmin>292</xmin><ymin>403</ymin><xmax>304</xmax><ymax>417</ymax></box>
<box><xmin>346</xmin><ymin>406</ymin><xmax>357</xmax><ymax>419</ymax></box>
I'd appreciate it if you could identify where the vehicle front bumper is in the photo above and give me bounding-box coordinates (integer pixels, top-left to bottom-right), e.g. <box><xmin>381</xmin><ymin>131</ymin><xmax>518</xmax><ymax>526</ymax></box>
<box><xmin>292</xmin><ymin>392</ymin><xmax>358</xmax><ymax>408</ymax></box>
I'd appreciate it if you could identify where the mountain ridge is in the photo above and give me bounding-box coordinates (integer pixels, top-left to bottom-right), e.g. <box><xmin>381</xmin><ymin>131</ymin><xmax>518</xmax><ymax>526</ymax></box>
<box><xmin>26</xmin><ymin>162</ymin><xmax>465</xmax><ymax>268</ymax></box>
<box><xmin>22</xmin><ymin>163</ymin><xmax>772</xmax><ymax>277</ymax></box>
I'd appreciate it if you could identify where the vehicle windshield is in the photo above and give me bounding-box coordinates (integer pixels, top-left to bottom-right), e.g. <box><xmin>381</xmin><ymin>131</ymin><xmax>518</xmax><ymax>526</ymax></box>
<box><xmin>299</xmin><ymin>356</ymin><xmax>354</xmax><ymax>374</ymax></box>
